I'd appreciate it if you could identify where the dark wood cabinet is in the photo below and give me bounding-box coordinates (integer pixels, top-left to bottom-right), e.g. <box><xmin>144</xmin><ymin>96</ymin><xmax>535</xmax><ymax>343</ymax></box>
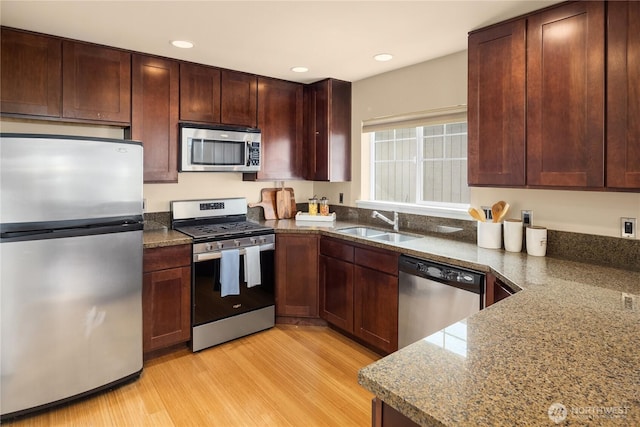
<box><xmin>526</xmin><ymin>1</ymin><xmax>605</xmax><ymax>188</ymax></box>
<box><xmin>275</xmin><ymin>234</ymin><xmax>319</xmax><ymax>318</ymax></box>
<box><xmin>130</xmin><ymin>54</ymin><xmax>179</xmax><ymax>183</ymax></box>
<box><xmin>1</xmin><ymin>28</ymin><xmax>61</xmax><ymax>117</ymax></box>
<box><xmin>319</xmin><ymin>237</ymin><xmax>398</xmax><ymax>353</ymax></box>
<box><xmin>62</xmin><ymin>40</ymin><xmax>131</xmax><ymax>124</ymax></box>
<box><xmin>320</xmin><ymin>238</ymin><xmax>355</xmax><ymax>332</ymax></box>
<box><xmin>606</xmin><ymin>1</ymin><xmax>640</xmax><ymax>190</ymax></box>
<box><xmin>244</xmin><ymin>77</ymin><xmax>304</xmax><ymax>181</ymax></box>
<box><xmin>467</xmin><ymin>20</ymin><xmax>526</xmax><ymax>186</ymax></box>
<box><xmin>179</xmin><ymin>62</ymin><xmax>221</xmax><ymax>124</ymax></box>
<box><xmin>468</xmin><ymin>1</ymin><xmax>638</xmax><ymax>191</ymax></box>
<box><xmin>485</xmin><ymin>273</ymin><xmax>515</xmax><ymax>307</ymax></box>
<box><xmin>354</xmin><ymin>247</ymin><xmax>399</xmax><ymax>354</ymax></box>
<box><xmin>143</xmin><ymin>244</ymin><xmax>191</xmax><ymax>354</ymax></box>
<box><xmin>372</xmin><ymin>398</ymin><xmax>420</xmax><ymax>427</ymax></box>
<box><xmin>1</xmin><ymin>28</ymin><xmax>131</xmax><ymax>124</ymax></box>
<box><xmin>304</xmin><ymin>78</ymin><xmax>352</xmax><ymax>182</ymax></box>
<box><xmin>221</xmin><ymin>70</ymin><xmax>257</xmax><ymax>128</ymax></box>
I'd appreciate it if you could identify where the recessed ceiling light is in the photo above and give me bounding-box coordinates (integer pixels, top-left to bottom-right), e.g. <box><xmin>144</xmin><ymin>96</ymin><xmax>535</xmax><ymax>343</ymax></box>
<box><xmin>374</xmin><ymin>53</ymin><xmax>393</xmax><ymax>62</ymax></box>
<box><xmin>171</xmin><ymin>40</ymin><xmax>194</xmax><ymax>49</ymax></box>
<box><xmin>291</xmin><ymin>66</ymin><xmax>309</xmax><ymax>73</ymax></box>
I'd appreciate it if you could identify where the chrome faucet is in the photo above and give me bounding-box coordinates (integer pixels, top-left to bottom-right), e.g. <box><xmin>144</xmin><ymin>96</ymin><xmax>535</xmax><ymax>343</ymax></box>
<box><xmin>372</xmin><ymin>210</ymin><xmax>399</xmax><ymax>232</ymax></box>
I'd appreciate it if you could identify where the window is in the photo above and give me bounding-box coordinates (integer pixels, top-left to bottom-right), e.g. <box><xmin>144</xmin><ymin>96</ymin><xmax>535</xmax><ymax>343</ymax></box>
<box><xmin>370</xmin><ymin>121</ymin><xmax>469</xmax><ymax>208</ymax></box>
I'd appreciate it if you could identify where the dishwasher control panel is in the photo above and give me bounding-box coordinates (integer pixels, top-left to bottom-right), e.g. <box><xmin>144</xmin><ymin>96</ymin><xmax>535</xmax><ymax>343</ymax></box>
<box><xmin>399</xmin><ymin>255</ymin><xmax>485</xmax><ymax>291</ymax></box>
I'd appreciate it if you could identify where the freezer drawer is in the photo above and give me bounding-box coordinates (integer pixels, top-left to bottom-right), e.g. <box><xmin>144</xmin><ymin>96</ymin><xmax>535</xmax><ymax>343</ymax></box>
<box><xmin>0</xmin><ymin>230</ymin><xmax>143</xmax><ymax>417</ymax></box>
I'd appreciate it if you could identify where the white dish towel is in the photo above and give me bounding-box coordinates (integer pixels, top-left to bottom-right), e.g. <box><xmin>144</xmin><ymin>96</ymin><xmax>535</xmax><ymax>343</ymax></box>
<box><xmin>220</xmin><ymin>249</ymin><xmax>240</xmax><ymax>297</ymax></box>
<box><xmin>244</xmin><ymin>245</ymin><xmax>262</xmax><ymax>287</ymax></box>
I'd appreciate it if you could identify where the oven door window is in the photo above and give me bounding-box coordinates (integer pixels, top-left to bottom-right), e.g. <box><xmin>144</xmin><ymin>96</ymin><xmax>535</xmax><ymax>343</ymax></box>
<box><xmin>192</xmin><ymin>250</ymin><xmax>274</xmax><ymax>326</ymax></box>
<box><xmin>191</xmin><ymin>138</ymin><xmax>244</xmax><ymax>166</ymax></box>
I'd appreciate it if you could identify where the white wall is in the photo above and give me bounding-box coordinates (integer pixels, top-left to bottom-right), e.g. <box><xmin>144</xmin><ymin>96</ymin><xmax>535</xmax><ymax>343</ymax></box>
<box><xmin>343</xmin><ymin>50</ymin><xmax>640</xmax><ymax>239</ymax></box>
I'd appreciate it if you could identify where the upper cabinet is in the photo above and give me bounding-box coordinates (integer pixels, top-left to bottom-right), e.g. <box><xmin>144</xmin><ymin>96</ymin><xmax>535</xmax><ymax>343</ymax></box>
<box><xmin>221</xmin><ymin>70</ymin><xmax>258</xmax><ymax>128</ymax></box>
<box><xmin>467</xmin><ymin>20</ymin><xmax>526</xmax><ymax>186</ymax></box>
<box><xmin>469</xmin><ymin>1</ymin><xmax>639</xmax><ymax>192</ymax></box>
<box><xmin>130</xmin><ymin>54</ymin><xmax>179</xmax><ymax>183</ymax></box>
<box><xmin>62</xmin><ymin>40</ymin><xmax>131</xmax><ymax>124</ymax></box>
<box><xmin>1</xmin><ymin>28</ymin><xmax>61</xmax><ymax>118</ymax></box>
<box><xmin>1</xmin><ymin>27</ymin><xmax>131</xmax><ymax>125</ymax></box>
<box><xmin>607</xmin><ymin>1</ymin><xmax>640</xmax><ymax>190</ymax></box>
<box><xmin>526</xmin><ymin>1</ymin><xmax>605</xmax><ymax>188</ymax></box>
<box><xmin>179</xmin><ymin>63</ymin><xmax>221</xmax><ymax>124</ymax></box>
<box><xmin>179</xmin><ymin>64</ymin><xmax>259</xmax><ymax>128</ymax></box>
<box><xmin>244</xmin><ymin>77</ymin><xmax>304</xmax><ymax>181</ymax></box>
<box><xmin>304</xmin><ymin>78</ymin><xmax>352</xmax><ymax>182</ymax></box>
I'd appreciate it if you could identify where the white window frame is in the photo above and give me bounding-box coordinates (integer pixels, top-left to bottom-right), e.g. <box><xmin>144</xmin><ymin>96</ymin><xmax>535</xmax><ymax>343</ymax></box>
<box><xmin>357</xmin><ymin>106</ymin><xmax>470</xmax><ymax>220</ymax></box>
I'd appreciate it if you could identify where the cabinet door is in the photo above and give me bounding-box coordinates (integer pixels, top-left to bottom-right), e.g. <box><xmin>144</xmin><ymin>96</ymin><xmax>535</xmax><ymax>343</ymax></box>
<box><xmin>275</xmin><ymin>234</ymin><xmax>319</xmax><ymax>317</ymax></box>
<box><xmin>305</xmin><ymin>78</ymin><xmax>352</xmax><ymax>182</ymax></box>
<box><xmin>62</xmin><ymin>41</ymin><xmax>131</xmax><ymax>123</ymax></box>
<box><xmin>143</xmin><ymin>266</ymin><xmax>191</xmax><ymax>353</ymax></box>
<box><xmin>131</xmin><ymin>54</ymin><xmax>179</xmax><ymax>183</ymax></box>
<box><xmin>1</xmin><ymin>28</ymin><xmax>61</xmax><ymax>117</ymax></box>
<box><xmin>607</xmin><ymin>1</ymin><xmax>640</xmax><ymax>190</ymax></box>
<box><xmin>467</xmin><ymin>20</ymin><xmax>526</xmax><ymax>186</ymax></box>
<box><xmin>319</xmin><ymin>254</ymin><xmax>354</xmax><ymax>333</ymax></box>
<box><xmin>526</xmin><ymin>1</ymin><xmax>605</xmax><ymax>188</ymax></box>
<box><xmin>179</xmin><ymin>63</ymin><xmax>221</xmax><ymax>123</ymax></box>
<box><xmin>244</xmin><ymin>77</ymin><xmax>303</xmax><ymax>181</ymax></box>
<box><xmin>221</xmin><ymin>70</ymin><xmax>257</xmax><ymax>127</ymax></box>
<box><xmin>354</xmin><ymin>265</ymin><xmax>398</xmax><ymax>354</ymax></box>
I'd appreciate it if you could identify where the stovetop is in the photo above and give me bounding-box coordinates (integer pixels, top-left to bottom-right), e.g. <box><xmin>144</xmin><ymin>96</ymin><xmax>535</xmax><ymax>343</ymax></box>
<box><xmin>175</xmin><ymin>220</ymin><xmax>273</xmax><ymax>241</ymax></box>
<box><xmin>171</xmin><ymin>197</ymin><xmax>273</xmax><ymax>242</ymax></box>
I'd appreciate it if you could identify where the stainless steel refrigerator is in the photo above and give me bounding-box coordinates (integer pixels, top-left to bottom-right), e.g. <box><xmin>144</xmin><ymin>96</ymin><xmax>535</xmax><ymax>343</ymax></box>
<box><xmin>0</xmin><ymin>133</ymin><xmax>144</xmax><ymax>419</ymax></box>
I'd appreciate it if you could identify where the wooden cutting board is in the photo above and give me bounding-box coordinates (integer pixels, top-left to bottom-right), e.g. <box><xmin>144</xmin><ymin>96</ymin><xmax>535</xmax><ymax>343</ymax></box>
<box><xmin>276</xmin><ymin>186</ymin><xmax>293</xmax><ymax>219</ymax></box>
<box><xmin>249</xmin><ymin>188</ymin><xmax>296</xmax><ymax>220</ymax></box>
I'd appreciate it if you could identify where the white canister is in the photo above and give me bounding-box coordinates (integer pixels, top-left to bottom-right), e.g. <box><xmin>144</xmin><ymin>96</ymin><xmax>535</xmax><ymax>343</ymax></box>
<box><xmin>526</xmin><ymin>226</ymin><xmax>547</xmax><ymax>256</ymax></box>
<box><xmin>477</xmin><ymin>221</ymin><xmax>502</xmax><ymax>249</ymax></box>
<box><xmin>503</xmin><ymin>219</ymin><xmax>523</xmax><ymax>252</ymax></box>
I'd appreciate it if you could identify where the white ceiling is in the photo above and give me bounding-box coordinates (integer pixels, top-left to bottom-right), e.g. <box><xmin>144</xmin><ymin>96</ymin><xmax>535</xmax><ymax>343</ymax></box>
<box><xmin>1</xmin><ymin>0</ymin><xmax>559</xmax><ymax>84</ymax></box>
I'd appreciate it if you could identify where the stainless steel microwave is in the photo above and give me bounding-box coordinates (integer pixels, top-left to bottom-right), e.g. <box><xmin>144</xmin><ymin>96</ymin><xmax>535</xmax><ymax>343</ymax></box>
<box><xmin>179</xmin><ymin>123</ymin><xmax>261</xmax><ymax>172</ymax></box>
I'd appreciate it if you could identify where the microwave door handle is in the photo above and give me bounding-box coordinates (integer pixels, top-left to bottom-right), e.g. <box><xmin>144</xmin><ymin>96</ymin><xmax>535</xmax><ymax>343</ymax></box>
<box><xmin>246</xmin><ymin>140</ymin><xmax>251</xmax><ymax>166</ymax></box>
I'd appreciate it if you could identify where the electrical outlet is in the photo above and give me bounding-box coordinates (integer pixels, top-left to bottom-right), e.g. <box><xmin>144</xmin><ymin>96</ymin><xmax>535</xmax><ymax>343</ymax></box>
<box><xmin>482</xmin><ymin>206</ymin><xmax>493</xmax><ymax>220</ymax></box>
<box><xmin>522</xmin><ymin>210</ymin><xmax>533</xmax><ymax>226</ymax></box>
<box><xmin>621</xmin><ymin>217</ymin><xmax>636</xmax><ymax>238</ymax></box>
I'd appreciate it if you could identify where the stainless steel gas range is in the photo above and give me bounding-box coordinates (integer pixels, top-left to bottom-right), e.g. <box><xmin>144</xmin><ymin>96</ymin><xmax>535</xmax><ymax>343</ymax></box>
<box><xmin>171</xmin><ymin>198</ymin><xmax>275</xmax><ymax>352</ymax></box>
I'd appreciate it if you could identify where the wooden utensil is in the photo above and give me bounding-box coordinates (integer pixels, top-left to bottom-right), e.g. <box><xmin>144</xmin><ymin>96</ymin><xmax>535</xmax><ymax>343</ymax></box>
<box><xmin>491</xmin><ymin>201</ymin><xmax>507</xmax><ymax>223</ymax></box>
<box><xmin>248</xmin><ymin>188</ymin><xmax>278</xmax><ymax>220</ymax></box>
<box><xmin>495</xmin><ymin>202</ymin><xmax>510</xmax><ymax>223</ymax></box>
<box><xmin>276</xmin><ymin>182</ymin><xmax>293</xmax><ymax>219</ymax></box>
<box><xmin>468</xmin><ymin>207</ymin><xmax>486</xmax><ymax>222</ymax></box>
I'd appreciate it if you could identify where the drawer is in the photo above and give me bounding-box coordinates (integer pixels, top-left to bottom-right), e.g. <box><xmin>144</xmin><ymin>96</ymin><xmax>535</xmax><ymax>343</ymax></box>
<box><xmin>320</xmin><ymin>237</ymin><xmax>354</xmax><ymax>262</ymax></box>
<box><xmin>143</xmin><ymin>244</ymin><xmax>191</xmax><ymax>272</ymax></box>
<box><xmin>355</xmin><ymin>247</ymin><xmax>399</xmax><ymax>276</ymax></box>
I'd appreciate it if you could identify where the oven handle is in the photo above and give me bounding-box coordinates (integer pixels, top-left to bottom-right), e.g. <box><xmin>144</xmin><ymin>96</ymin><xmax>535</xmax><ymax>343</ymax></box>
<box><xmin>194</xmin><ymin>243</ymin><xmax>275</xmax><ymax>262</ymax></box>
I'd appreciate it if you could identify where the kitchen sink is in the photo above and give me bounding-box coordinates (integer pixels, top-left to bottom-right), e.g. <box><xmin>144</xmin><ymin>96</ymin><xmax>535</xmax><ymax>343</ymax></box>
<box><xmin>337</xmin><ymin>227</ymin><xmax>420</xmax><ymax>243</ymax></box>
<box><xmin>337</xmin><ymin>227</ymin><xmax>387</xmax><ymax>238</ymax></box>
<box><xmin>370</xmin><ymin>232</ymin><xmax>420</xmax><ymax>243</ymax></box>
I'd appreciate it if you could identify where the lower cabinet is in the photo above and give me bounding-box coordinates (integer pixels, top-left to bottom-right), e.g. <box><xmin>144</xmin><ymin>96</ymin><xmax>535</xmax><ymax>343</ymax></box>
<box><xmin>142</xmin><ymin>244</ymin><xmax>191</xmax><ymax>354</ymax></box>
<box><xmin>320</xmin><ymin>237</ymin><xmax>399</xmax><ymax>354</ymax></box>
<box><xmin>485</xmin><ymin>273</ymin><xmax>515</xmax><ymax>307</ymax></box>
<box><xmin>372</xmin><ymin>398</ymin><xmax>420</xmax><ymax>427</ymax></box>
<box><xmin>275</xmin><ymin>234</ymin><xmax>319</xmax><ymax>318</ymax></box>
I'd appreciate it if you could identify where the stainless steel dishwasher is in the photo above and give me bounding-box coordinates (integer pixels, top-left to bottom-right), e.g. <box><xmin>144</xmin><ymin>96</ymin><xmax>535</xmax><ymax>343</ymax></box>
<box><xmin>398</xmin><ymin>255</ymin><xmax>485</xmax><ymax>349</ymax></box>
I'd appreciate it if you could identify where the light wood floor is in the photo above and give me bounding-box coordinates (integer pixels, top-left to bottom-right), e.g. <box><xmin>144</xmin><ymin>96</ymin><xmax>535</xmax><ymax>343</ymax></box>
<box><xmin>5</xmin><ymin>325</ymin><xmax>380</xmax><ymax>426</ymax></box>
